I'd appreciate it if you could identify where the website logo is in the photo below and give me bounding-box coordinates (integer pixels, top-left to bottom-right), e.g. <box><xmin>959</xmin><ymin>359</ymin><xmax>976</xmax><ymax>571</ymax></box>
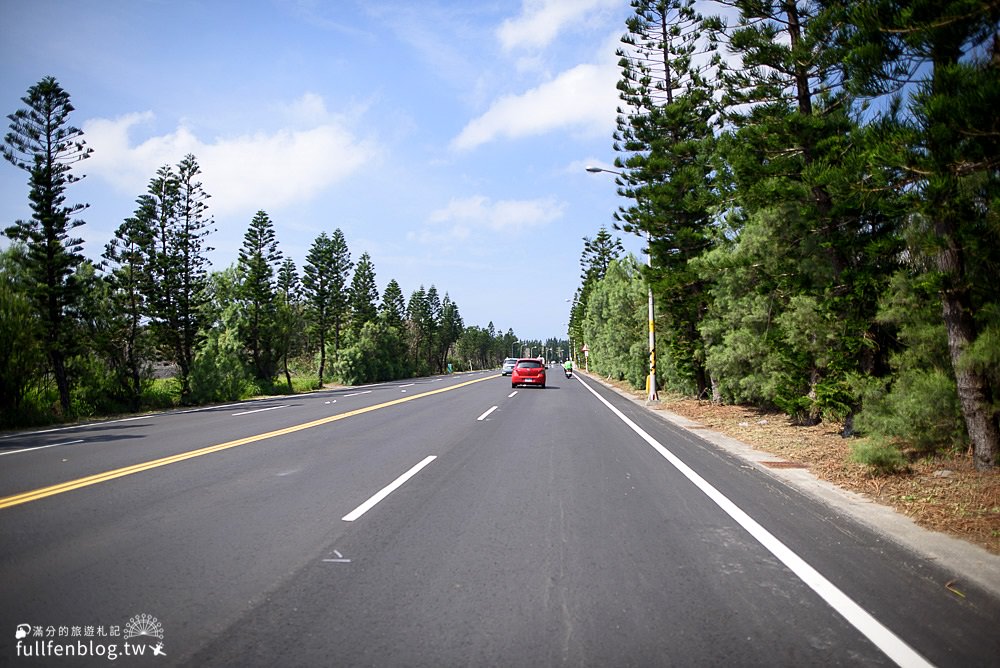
<box><xmin>13</xmin><ymin>612</ymin><xmax>167</xmax><ymax>660</ymax></box>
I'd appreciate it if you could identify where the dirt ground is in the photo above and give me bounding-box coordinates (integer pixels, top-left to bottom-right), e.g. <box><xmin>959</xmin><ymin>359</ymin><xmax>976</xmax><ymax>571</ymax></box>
<box><xmin>599</xmin><ymin>378</ymin><xmax>1000</xmax><ymax>556</ymax></box>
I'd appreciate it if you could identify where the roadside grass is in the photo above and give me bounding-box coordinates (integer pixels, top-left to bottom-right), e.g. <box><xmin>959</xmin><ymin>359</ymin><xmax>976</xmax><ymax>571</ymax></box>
<box><xmin>3</xmin><ymin>374</ymin><xmax>324</xmax><ymax>433</ymax></box>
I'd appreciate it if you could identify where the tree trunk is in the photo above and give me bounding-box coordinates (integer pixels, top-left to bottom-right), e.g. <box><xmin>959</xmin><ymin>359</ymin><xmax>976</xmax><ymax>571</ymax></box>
<box><xmin>710</xmin><ymin>372</ymin><xmax>722</xmax><ymax>404</ymax></box>
<box><xmin>783</xmin><ymin>1</ymin><xmax>812</xmax><ymax>117</ymax></box>
<box><xmin>935</xmin><ymin>204</ymin><xmax>999</xmax><ymax>468</ymax></box>
<box><xmin>51</xmin><ymin>349</ymin><xmax>71</xmax><ymax>416</ymax></box>
<box><xmin>940</xmin><ymin>285</ymin><xmax>999</xmax><ymax>470</ymax></box>
<box><xmin>283</xmin><ymin>351</ymin><xmax>293</xmax><ymax>391</ymax></box>
<box><xmin>317</xmin><ymin>330</ymin><xmax>326</xmax><ymax>388</ymax></box>
<box><xmin>177</xmin><ymin>358</ymin><xmax>192</xmax><ymax>405</ymax></box>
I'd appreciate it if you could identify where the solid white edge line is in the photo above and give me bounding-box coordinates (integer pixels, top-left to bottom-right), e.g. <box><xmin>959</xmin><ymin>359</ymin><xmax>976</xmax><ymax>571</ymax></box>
<box><xmin>477</xmin><ymin>406</ymin><xmax>499</xmax><ymax>421</ymax></box>
<box><xmin>342</xmin><ymin>455</ymin><xmax>437</xmax><ymax>522</ymax></box>
<box><xmin>0</xmin><ymin>439</ymin><xmax>85</xmax><ymax>456</ymax></box>
<box><xmin>179</xmin><ymin>402</ymin><xmax>246</xmax><ymax>414</ymax></box>
<box><xmin>576</xmin><ymin>375</ymin><xmax>934</xmax><ymax>668</ymax></box>
<box><xmin>231</xmin><ymin>405</ymin><xmax>286</xmax><ymax>416</ymax></box>
<box><xmin>105</xmin><ymin>415</ymin><xmax>156</xmax><ymax>423</ymax></box>
<box><xmin>0</xmin><ymin>414</ymin><xmax>154</xmax><ymax>440</ymax></box>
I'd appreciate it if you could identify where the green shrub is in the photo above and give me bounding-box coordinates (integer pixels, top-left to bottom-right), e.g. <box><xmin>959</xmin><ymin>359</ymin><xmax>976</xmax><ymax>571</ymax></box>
<box><xmin>143</xmin><ymin>378</ymin><xmax>180</xmax><ymax>410</ymax></box>
<box><xmin>190</xmin><ymin>328</ymin><xmax>253</xmax><ymax>403</ymax></box>
<box><xmin>812</xmin><ymin>378</ymin><xmax>856</xmax><ymax>423</ymax></box>
<box><xmin>850</xmin><ymin>437</ymin><xmax>908</xmax><ymax>474</ymax></box>
<box><xmin>854</xmin><ymin>368</ymin><xmax>967</xmax><ymax>454</ymax></box>
<box><xmin>4</xmin><ymin>383</ymin><xmax>60</xmax><ymax>428</ymax></box>
<box><xmin>68</xmin><ymin>353</ymin><xmax>139</xmax><ymax>418</ymax></box>
<box><xmin>333</xmin><ymin>321</ymin><xmax>410</xmax><ymax>385</ymax></box>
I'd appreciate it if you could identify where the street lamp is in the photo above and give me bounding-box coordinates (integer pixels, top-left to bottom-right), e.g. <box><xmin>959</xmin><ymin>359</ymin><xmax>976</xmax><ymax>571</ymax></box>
<box><xmin>585</xmin><ymin>166</ymin><xmax>659</xmax><ymax>403</ymax></box>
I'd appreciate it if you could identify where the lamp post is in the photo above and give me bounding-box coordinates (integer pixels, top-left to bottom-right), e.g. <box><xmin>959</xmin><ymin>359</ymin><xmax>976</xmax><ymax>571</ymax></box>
<box><xmin>561</xmin><ymin>323</ymin><xmax>572</xmax><ymax>366</ymax></box>
<box><xmin>586</xmin><ymin>166</ymin><xmax>659</xmax><ymax>403</ymax></box>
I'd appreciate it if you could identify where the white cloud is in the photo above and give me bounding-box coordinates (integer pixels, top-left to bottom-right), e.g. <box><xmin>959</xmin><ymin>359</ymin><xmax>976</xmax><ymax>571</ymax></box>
<box><xmin>277</xmin><ymin>91</ymin><xmax>331</xmax><ymax>126</ymax></box>
<box><xmin>412</xmin><ymin>194</ymin><xmax>566</xmax><ymax>245</ymax></box>
<box><xmin>498</xmin><ymin>0</ymin><xmax>622</xmax><ymax>51</ymax></box>
<box><xmin>450</xmin><ymin>61</ymin><xmax>619</xmax><ymax>151</ymax></box>
<box><xmin>82</xmin><ymin>95</ymin><xmax>379</xmax><ymax>217</ymax></box>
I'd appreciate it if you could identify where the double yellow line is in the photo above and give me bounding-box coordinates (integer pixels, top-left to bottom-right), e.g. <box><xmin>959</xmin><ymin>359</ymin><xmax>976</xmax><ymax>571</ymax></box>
<box><xmin>0</xmin><ymin>375</ymin><xmax>496</xmax><ymax>510</ymax></box>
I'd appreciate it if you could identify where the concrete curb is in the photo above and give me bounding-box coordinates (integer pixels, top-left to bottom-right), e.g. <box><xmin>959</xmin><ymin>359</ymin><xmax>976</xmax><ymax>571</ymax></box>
<box><xmin>581</xmin><ymin>372</ymin><xmax>1000</xmax><ymax>601</ymax></box>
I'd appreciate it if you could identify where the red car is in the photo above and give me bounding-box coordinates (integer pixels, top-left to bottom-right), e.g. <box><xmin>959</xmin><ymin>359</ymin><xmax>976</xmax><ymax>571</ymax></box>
<box><xmin>511</xmin><ymin>358</ymin><xmax>546</xmax><ymax>389</ymax></box>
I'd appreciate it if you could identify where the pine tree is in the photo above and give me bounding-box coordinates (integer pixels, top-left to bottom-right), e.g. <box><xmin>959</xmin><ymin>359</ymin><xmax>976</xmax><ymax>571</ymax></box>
<box><xmin>141</xmin><ymin>155</ymin><xmax>214</xmax><ymax>402</ymax></box>
<box><xmin>2</xmin><ymin>76</ymin><xmax>92</xmax><ymax>415</ymax></box>
<box><xmin>838</xmin><ymin>0</ymin><xmax>1000</xmax><ymax>468</ymax></box>
<box><xmin>237</xmin><ymin>210</ymin><xmax>282</xmax><ymax>382</ymax></box>
<box><xmin>327</xmin><ymin>228</ymin><xmax>353</xmax><ymax>361</ymax></box>
<box><xmin>580</xmin><ymin>227</ymin><xmax>625</xmax><ymax>285</ymax></box>
<box><xmin>380</xmin><ymin>279</ymin><xmax>406</xmax><ymax>329</ymax></box>
<box><xmin>102</xmin><ymin>196</ymin><xmax>155</xmax><ymax>410</ymax></box>
<box><xmin>700</xmin><ymin>0</ymin><xmax>899</xmax><ymax>421</ymax></box>
<box><xmin>424</xmin><ymin>286</ymin><xmax>443</xmax><ymax>371</ymax></box>
<box><xmin>406</xmin><ymin>287</ymin><xmax>430</xmax><ymax>372</ymax></box>
<box><xmin>303</xmin><ymin>232</ymin><xmax>334</xmax><ymax>386</ymax></box>
<box><xmin>614</xmin><ymin>0</ymin><xmax>718</xmax><ymax>395</ymax></box>
<box><xmin>437</xmin><ymin>294</ymin><xmax>464</xmax><ymax>373</ymax></box>
<box><xmin>275</xmin><ymin>258</ymin><xmax>303</xmax><ymax>389</ymax></box>
<box><xmin>570</xmin><ymin>227</ymin><xmax>625</xmax><ymax>365</ymax></box>
<box><xmin>348</xmin><ymin>252</ymin><xmax>379</xmax><ymax>336</ymax></box>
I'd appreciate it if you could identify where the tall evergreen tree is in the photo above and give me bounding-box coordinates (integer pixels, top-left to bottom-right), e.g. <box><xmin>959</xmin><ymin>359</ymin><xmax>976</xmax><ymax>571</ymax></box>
<box><xmin>327</xmin><ymin>228</ymin><xmax>353</xmax><ymax>360</ymax></box>
<box><xmin>580</xmin><ymin>226</ymin><xmax>625</xmax><ymax>285</ymax></box>
<box><xmin>837</xmin><ymin>0</ymin><xmax>1000</xmax><ymax>468</ymax></box>
<box><xmin>144</xmin><ymin>164</ymin><xmax>180</xmax><ymax>346</ymax></box>
<box><xmin>142</xmin><ymin>154</ymin><xmax>214</xmax><ymax>402</ymax></box>
<box><xmin>406</xmin><ymin>287</ymin><xmax>430</xmax><ymax>372</ymax></box>
<box><xmin>275</xmin><ymin>257</ymin><xmax>303</xmax><ymax>389</ymax></box>
<box><xmin>570</xmin><ymin>227</ymin><xmax>624</xmax><ymax>363</ymax></box>
<box><xmin>700</xmin><ymin>0</ymin><xmax>898</xmax><ymax>420</ymax></box>
<box><xmin>303</xmin><ymin>232</ymin><xmax>334</xmax><ymax>386</ymax></box>
<box><xmin>2</xmin><ymin>76</ymin><xmax>92</xmax><ymax>414</ymax></box>
<box><xmin>424</xmin><ymin>285</ymin><xmax>443</xmax><ymax>371</ymax></box>
<box><xmin>348</xmin><ymin>252</ymin><xmax>379</xmax><ymax>336</ymax></box>
<box><xmin>380</xmin><ymin>278</ymin><xmax>406</xmax><ymax>329</ymax></box>
<box><xmin>102</xmin><ymin>196</ymin><xmax>155</xmax><ymax>410</ymax></box>
<box><xmin>436</xmin><ymin>294</ymin><xmax>464</xmax><ymax>373</ymax></box>
<box><xmin>237</xmin><ymin>210</ymin><xmax>282</xmax><ymax>382</ymax></box>
<box><xmin>614</xmin><ymin>0</ymin><xmax>718</xmax><ymax>395</ymax></box>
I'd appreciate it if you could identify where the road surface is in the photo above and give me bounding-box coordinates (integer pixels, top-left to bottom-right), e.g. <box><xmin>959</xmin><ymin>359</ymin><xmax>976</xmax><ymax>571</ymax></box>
<box><xmin>1</xmin><ymin>370</ymin><xmax>997</xmax><ymax>666</ymax></box>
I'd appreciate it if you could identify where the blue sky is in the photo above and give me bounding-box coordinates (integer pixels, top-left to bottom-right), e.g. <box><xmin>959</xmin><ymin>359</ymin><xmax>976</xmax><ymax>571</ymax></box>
<box><xmin>0</xmin><ymin>0</ymin><xmax>645</xmax><ymax>341</ymax></box>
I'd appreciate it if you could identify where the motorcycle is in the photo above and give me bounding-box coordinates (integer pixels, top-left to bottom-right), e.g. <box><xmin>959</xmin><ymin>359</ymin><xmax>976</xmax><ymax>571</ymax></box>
<box><xmin>564</xmin><ymin>368</ymin><xmax>573</xmax><ymax>379</ymax></box>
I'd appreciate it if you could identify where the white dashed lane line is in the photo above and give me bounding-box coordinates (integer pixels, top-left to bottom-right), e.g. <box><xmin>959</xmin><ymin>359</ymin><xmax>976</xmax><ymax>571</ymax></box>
<box><xmin>342</xmin><ymin>456</ymin><xmax>437</xmax><ymax>522</ymax></box>
<box><xmin>477</xmin><ymin>406</ymin><xmax>499</xmax><ymax>421</ymax></box>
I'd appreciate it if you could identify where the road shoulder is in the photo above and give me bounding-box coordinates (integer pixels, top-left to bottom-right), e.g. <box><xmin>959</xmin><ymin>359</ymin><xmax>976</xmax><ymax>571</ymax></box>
<box><xmin>580</xmin><ymin>372</ymin><xmax>1000</xmax><ymax>601</ymax></box>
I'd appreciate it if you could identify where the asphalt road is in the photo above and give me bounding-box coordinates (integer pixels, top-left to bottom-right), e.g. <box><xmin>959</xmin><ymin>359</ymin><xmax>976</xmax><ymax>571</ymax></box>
<box><xmin>1</xmin><ymin>370</ymin><xmax>998</xmax><ymax>666</ymax></box>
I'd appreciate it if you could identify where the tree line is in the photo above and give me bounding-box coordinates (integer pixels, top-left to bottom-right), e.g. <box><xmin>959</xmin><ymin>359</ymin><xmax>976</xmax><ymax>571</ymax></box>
<box><xmin>570</xmin><ymin>0</ymin><xmax>999</xmax><ymax>470</ymax></box>
<box><xmin>0</xmin><ymin>77</ymin><xmax>520</xmax><ymax>428</ymax></box>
